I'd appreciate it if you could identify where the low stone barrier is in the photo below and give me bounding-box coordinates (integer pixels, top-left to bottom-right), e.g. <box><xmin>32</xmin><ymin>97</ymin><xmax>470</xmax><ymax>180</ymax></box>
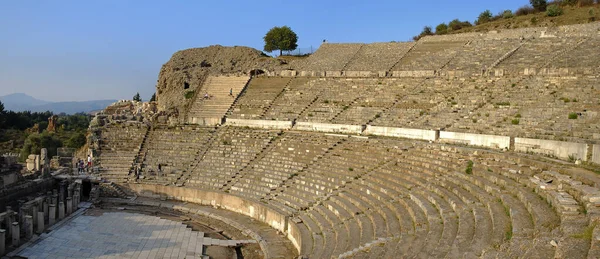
<box><xmin>225</xmin><ymin>119</ymin><xmax>292</xmax><ymax>130</ymax></box>
<box><xmin>325</xmin><ymin>71</ymin><xmax>343</xmax><ymax>77</ymax></box>
<box><xmin>364</xmin><ymin>126</ymin><xmax>436</xmax><ymax>141</ymax></box>
<box><xmin>126</xmin><ymin>184</ymin><xmax>300</xmax><ymax>253</ymax></box>
<box><xmin>343</xmin><ymin>71</ymin><xmax>378</xmax><ymax>77</ymax></box>
<box><xmin>390</xmin><ymin>70</ymin><xmax>435</xmax><ymax>77</ymax></box>
<box><xmin>515</xmin><ymin>138</ymin><xmax>588</xmax><ymax>161</ymax></box>
<box><xmin>439</xmin><ymin>131</ymin><xmax>510</xmax><ymax>149</ymax></box>
<box><xmin>593</xmin><ymin>144</ymin><xmax>600</xmax><ymax>165</ymax></box>
<box><xmin>189</xmin><ymin>117</ymin><xmax>221</xmax><ymax>126</ymax></box>
<box><xmin>294</xmin><ymin>122</ymin><xmax>363</xmax><ymax>134</ymax></box>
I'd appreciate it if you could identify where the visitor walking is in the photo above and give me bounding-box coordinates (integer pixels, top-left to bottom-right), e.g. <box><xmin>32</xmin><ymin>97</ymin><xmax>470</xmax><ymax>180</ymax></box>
<box><xmin>229</xmin><ymin>88</ymin><xmax>233</xmax><ymax>97</ymax></box>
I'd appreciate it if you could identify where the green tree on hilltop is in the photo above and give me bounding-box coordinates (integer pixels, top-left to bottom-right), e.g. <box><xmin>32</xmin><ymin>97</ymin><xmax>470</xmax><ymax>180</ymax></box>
<box><xmin>150</xmin><ymin>93</ymin><xmax>156</xmax><ymax>102</ymax></box>
<box><xmin>263</xmin><ymin>26</ymin><xmax>298</xmax><ymax>56</ymax></box>
<box><xmin>133</xmin><ymin>92</ymin><xmax>142</xmax><ymax>102</ymax></box>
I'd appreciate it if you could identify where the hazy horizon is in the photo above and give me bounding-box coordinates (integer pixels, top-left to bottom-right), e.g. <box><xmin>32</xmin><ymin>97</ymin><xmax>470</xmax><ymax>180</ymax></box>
<box><xmin>1</xmin><ymin>0</ymin><xmax>525</xmax><ymax>102</ymax></box>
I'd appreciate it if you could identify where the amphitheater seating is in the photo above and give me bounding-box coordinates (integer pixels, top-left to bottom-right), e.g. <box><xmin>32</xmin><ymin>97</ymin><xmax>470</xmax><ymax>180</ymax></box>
<box><xmin>188</xmin><ymin>75</ymin><xmax>249</xmax><ymax>124</ymax></box>
<box><xmin>227</xmin><ymin>131</ymin><xmax>342</xmax><ymax>200</ymax></box>
<box><xmin>228</xmin><ymin>77</ymin><xmax>289</xmax><ymax>119</ymax></box>
<box><xmin>551</xmin><ymin>36</ymin><xmax>600</xmax><ymax>70</ymax></box>
<box><xmin>496</xmin><ymin>37</ymin><xmax>582</xmax><ymax>74</ymax></box>
<box><xmin>141</xmin><ymin>125</ymin><xmax>214</xmax><ymax>178</ymax></box>
<box><xmin>96</xmin><ymin>24</ymin><xmax>600</xmax><ymax>258</ymax></box>
<box><xmin>262</xmin><ymin>77</ymin><xmax>316</xmax><ymax>121</ymax></box>
<box><xmin>186</xmin><ymin>126</ymin><xmax>279</xmax><ymax>189</ymax></box>
<box><xmin>390</xmin><ymin>40</ymin><xmax>467</xmax><ymax>71</ymax></box>
<box><xmin>296</xmin><ymin>43</ymin><xmax>363</xmax><ymax>71</ymax></box>
<box><xmin>97</xmin><ymin>122</ymin><xmax>148</xmax><ymax>181</ymax></box>
<box><xmin>445</xmin><ymin>39</ymin><xmax>522</xmax><ymax>75</ymax></box>
<box><xmin>99</xmin><ymin>121</ymin><xmax>600</xmax><ymax>258</ymax></box>
<box><xmin>343</xmin><ymin>42</ymin><xmax>414</xmax><ymax>71</ymax></box>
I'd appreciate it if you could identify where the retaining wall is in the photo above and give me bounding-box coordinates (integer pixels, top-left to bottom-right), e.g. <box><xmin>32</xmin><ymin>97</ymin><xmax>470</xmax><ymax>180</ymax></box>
<box><xmin>364</xmin><ymin>126</ymin><xmax>436</xmax><ymax>141</ymax></box>
<box><xmin>440</xmin><ymin>131</ymin><xmax>511</xmax><ymax>149</ymax></box>
<box><xmin>225</xmin><ymin>119</ymin><xmax>292</xmax><ymax>130</ymax></box>
<box><xmin>126</xmin><ymin>184</ymin><xmax>300</xmax><ymax>252</ymax></box>
<box><xmin>593</xmin><ymin>144</ymin><xmax>600</xmax><ymax>165</ymax></box>
<box><xmin>515</xmin><ymin>138</ymin><xmax>588</xmax><ymax>161</ymax></box>
<box><xmin>294</xmin><ymin>122</ymin><xmax>363</xmax><ymax>134</ymax></box>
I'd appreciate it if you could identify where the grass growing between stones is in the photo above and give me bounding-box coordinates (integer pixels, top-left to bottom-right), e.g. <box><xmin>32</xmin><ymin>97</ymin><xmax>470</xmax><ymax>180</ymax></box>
<box><xmin>185</xmin><ymin>90</ymin><xmax>195</xmax><ymax>99</ymax></box>
<box><xmin>465</xmin><ymin>160</ymin><xmax>473</xmax><ymax>174</ymax></box>
<box><xmin>571</xmin><ymin>222</ymin><xmax>596</xmax><ymax>240</ymax></box>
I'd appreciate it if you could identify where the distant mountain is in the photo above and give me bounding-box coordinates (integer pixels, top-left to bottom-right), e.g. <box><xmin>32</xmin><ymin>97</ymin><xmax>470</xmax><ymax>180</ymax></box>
<box><xmin>0</xmin><ymin>93</ymin><xmax>51</xmax><ymax>111</ymax></box>
<box><xmin>0</xmin><ymin>93</ymin><xmax>116</xmax><ymax>114</ymax></box>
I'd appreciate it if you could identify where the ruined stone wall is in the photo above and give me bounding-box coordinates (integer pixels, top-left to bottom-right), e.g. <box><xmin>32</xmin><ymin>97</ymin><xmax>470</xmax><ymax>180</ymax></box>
<box><xmin>0</xmin><ymin>178</ymin><xmax>55</xmax><ymax>211</ymax></box>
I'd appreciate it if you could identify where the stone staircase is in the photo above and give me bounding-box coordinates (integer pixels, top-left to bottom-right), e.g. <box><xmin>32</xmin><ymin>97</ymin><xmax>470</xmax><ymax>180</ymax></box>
<box><xmin>187</xmin><ymin>75</ymin><xmax>249</xmax><ymax>125</ymax></box>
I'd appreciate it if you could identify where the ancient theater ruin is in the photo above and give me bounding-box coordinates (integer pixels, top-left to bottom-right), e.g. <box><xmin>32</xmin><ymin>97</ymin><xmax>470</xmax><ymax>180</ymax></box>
<box><xmin>3</xmin><ymin>23</ymin><xmax>600</xmax><ymax>258</ymax></box>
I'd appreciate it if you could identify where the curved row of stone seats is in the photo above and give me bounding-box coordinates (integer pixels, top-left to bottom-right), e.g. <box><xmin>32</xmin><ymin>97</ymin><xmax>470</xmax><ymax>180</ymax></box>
<box><xmin>97</xmin><ymin>122</ymin><xmax>148</xmax><ymax>180</ymax></box>
<box><xmin>369</xmin><ymin>78</ymin><xmax>462</xmax><ymax>128</ymax></box>
<box><xmin>475</xmin><ymin>152</ymin><xmax>599</xmax><ymax>258</ymax></box>
<box><xmin>262</xmin><ymin>78</ymin><xmax>321</xmax><ymax>121</ymax></box>
<box><xmin>297</xmin><ymin>79</ymin><xmax>383</xmax><ymax>123</ymax></box>
<box><xmin>551</xmin><ymin>36</ymin><xmax>600</xmax><ymax>70</ymax></box>
<box><xmin>185</xmin><ymin>126</ymin><xmax>279</xmax><ymax>189</ymax></box>
<box><xmin>410</xmin><ymin>77</ymin><xmax>519</xmax><ymax>131</ymax></box>
<box><xmin>187</xmin><ymin>75</ymin><xmax>249</xmax><ymax>123</ymax></box>
<box><xmin>390</xmin><ymin>40</ymin><xmax>467</xmax><ymax>71</ymax></box>
<box><xmin>118</xmin><ymin>127</ymin><xmax>600</xmax><ymax>258</ymax></box>
<box><xmin>401</xmin><ymin>147</ymin><xmax>559</xmax><ymax>258</ymax></box>
<box><xmin>295</xmin><ymin>43</ymin><xmax>363</xmax><ymax>71</ymax></box>
<box><xmin>268</xmin><ymin>138</ymin><xmax>390</xmax><ymax>211</ymax></box>
<box><xmin>496</xmin><ymin>37</ymin><xmax>582</xmax><ymax>74</ymax></box>
<box><xmin>439</xmin><ymin>76</ymin><xmax>600</xmax><ymax>141</ymax></box>
<box><xmin>142</xmin><ymin>125</ymin><xmax>214</xmax><ymax>175</ymax></box>
<box><xmin>228</xmin><ymin>77</ymin><xmax>289</xmax><ymax>119</ymax></box>
<box><xmin>433</xmin><ymin>147</ymin><xmax>599</xmax><ymax>258</ymax></box>
<box><xmin>445</xmin><ymin>39</ymin><xmax>522</xmax><ymax>74</ymax></box>
<box><xmin>343</xmin><ymin>42</ymin><xmax>414</xmax><ymax>72</ymax></box>
<box><xmin>227</xmin><ymin>131</ymin><xmax>342</xmax><ymax>200</ymax></box>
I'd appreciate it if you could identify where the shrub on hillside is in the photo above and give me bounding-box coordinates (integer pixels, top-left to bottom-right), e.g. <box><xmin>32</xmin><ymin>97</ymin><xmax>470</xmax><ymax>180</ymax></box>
<box><xmin>579</xmin><ymin>0</ymin><xmax>595</xmax><ymax>6</ymax></box>
<box><xmin>448</xmin><ymin>19</ymin><xmax>472</xmax><ymax>31</ymax></box>
<box><xmin>530</xmin><ymin>0</ymin><xmax>548</xmax><ymax>11</ymax></box>
<box><xmin>516</xmin><ymin>5</ymin><xmax>537</xmax><ymax>15</ymax></box>
<box><xmin>435</xmin><ymin>23</ymin><xmax>448</xmax><ymax>35</ymax></box>
<box><xmin>413</xmin><ymin>26</ymin><xmax>434</xmax><ymax>41</ymax></box>
<box><xmin>547</xmin><ymin>4</ymin><xmax>564</xmax><ymax>16</ymax></box>
<box><xmin>502</xmin><ymin>10</ymin><xmax>515</xmax><ymax>18</ymax></box>
<box><xmin>476</xmin><ymin>10</ymin><xmax>493</xmax><ymax>25</ymax></box>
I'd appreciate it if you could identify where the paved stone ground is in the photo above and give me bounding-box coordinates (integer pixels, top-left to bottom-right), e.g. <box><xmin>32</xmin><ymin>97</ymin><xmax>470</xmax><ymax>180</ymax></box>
<box><xmin>18</xmin><ymin>212</ymin><xmax>205</xmax><ymax>259</ymax></box>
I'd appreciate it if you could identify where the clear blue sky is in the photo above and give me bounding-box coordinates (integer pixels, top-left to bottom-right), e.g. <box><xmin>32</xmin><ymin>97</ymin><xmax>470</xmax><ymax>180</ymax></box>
<box><xmin>0</xmin><ymin>0</ymin><xmax>526</xmax><ymax>102</ymax></box>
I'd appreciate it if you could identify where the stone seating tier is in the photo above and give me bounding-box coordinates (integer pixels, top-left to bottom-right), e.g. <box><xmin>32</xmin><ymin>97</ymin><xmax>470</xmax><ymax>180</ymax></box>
<box><xmin>95</xmin><ymin>123</ymin><xmax>600</xmax><ymax>258</ymax></box>
<box><xmin>187</xmin><ymin>75</ymin><xmax>249</xmax><ymax>124</ymax></box>
<box><xmin>296</xmin><ymin>43</ymin><xmax>363</xmax><ymax>71</ymax></box>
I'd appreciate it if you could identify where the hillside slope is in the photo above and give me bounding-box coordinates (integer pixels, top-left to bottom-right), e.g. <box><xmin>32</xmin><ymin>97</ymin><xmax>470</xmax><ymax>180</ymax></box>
<box><xmin>454</xmin><ymin>4</ymin><xmax>599</xmax><ymax>33</ymax></box>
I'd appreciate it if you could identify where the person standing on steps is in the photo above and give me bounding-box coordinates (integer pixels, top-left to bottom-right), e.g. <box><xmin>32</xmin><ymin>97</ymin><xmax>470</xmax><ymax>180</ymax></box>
<box><xmin>229</xmin><ymin>88</ymin><xmax>233</xmax><ymax>97</ymax></box>
<box><xmin>87</xmin><ymin>155</ymin><xmax>92</xmax><ymax>172</ymax></box>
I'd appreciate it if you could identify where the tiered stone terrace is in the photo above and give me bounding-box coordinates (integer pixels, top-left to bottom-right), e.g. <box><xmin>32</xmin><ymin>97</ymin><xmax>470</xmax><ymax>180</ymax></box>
<box><xmin>296</xmin><ymin>43</ymin><xmax>363</xmax><ymax>71</ymax></box>
<box><xmin>141</xmin><ymin>125</ymin><xmax>215</xmax><ymax>182</ymax></box>
<box><xmin>187</xmin><ymin>75</ymin><xmax>249</xmax><ymax>125</ymax></box>
<box><xmin>119</xmin><ymin>129</ymin><xmax>600</xmax><ymax>258</ymax></box>
<box><xmin>97</xmin><ymin>122</ymin><xmax>148</xmax><ymax>181</ymax></box>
